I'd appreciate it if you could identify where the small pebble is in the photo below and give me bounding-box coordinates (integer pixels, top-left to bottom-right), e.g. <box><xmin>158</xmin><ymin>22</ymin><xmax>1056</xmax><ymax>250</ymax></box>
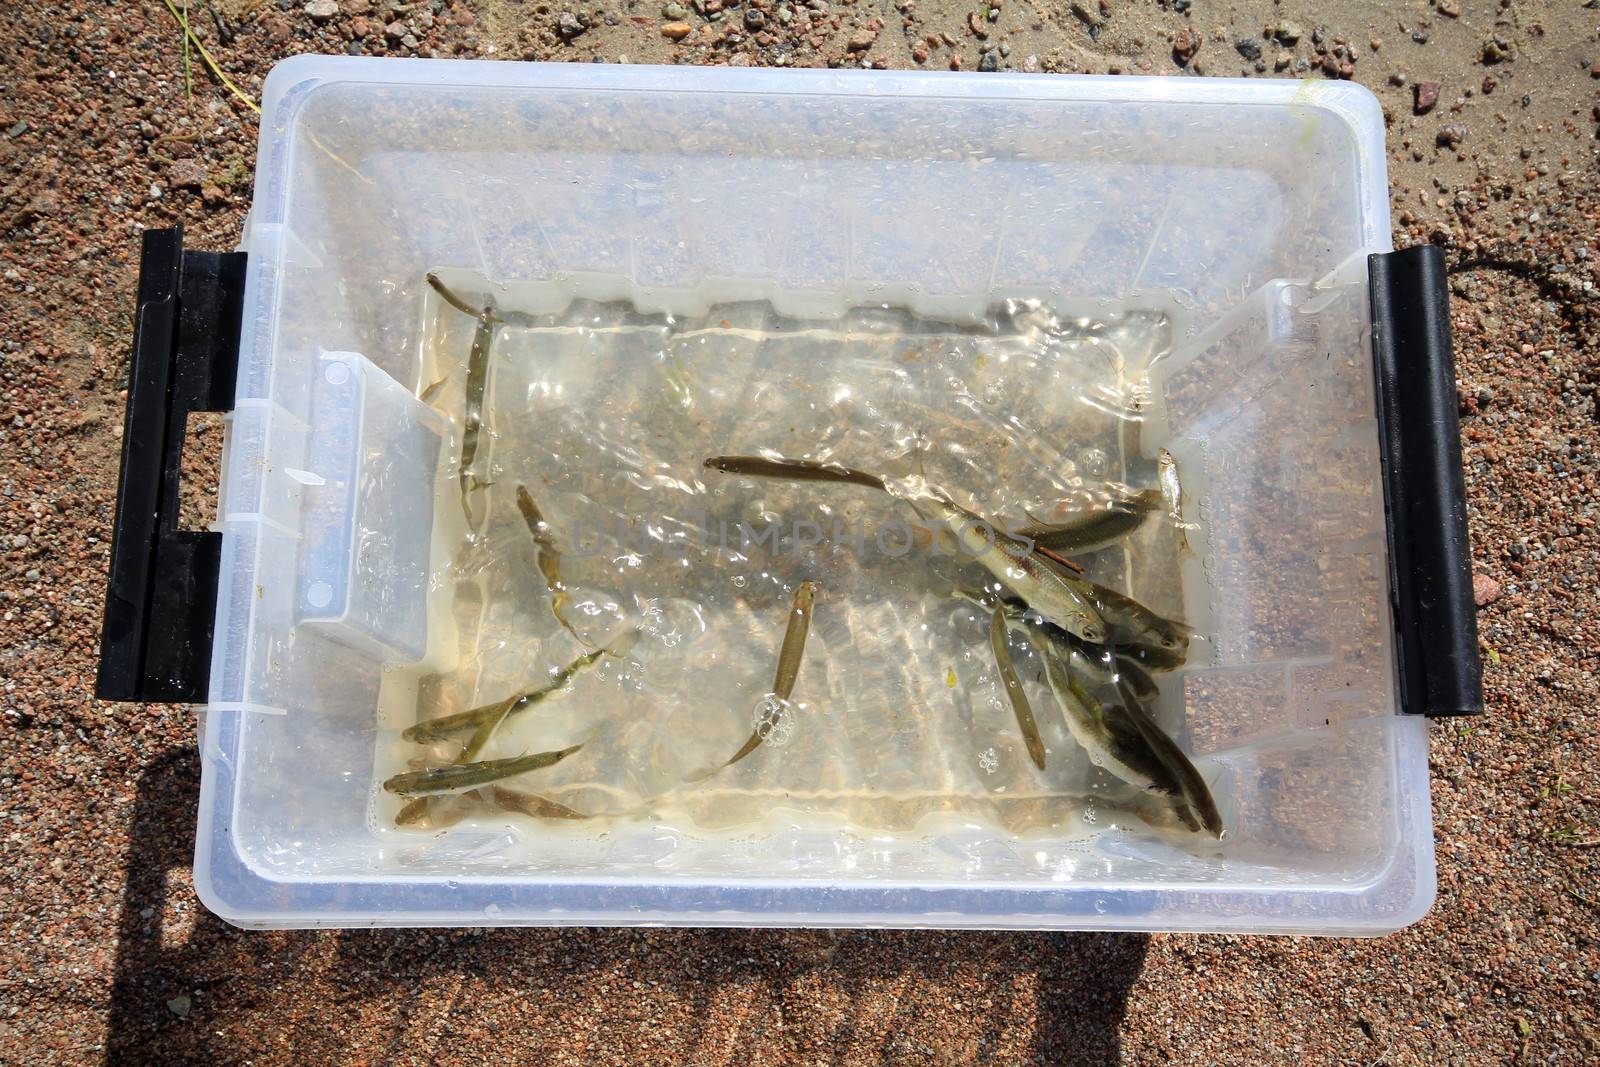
<box><xmin>1473</xmin><ymin>572</ymin><xmax>1502</xmax><ymax>608</ymax></box>
<box><xmin>1172</xmin><ymin>27</ymin><xmax>1200</xmax><ymax>66</ymax></box>
<box><xmin>557</xmin><ymin>12</ymin><xmax>586</xmax><ymax>39</ymax></box>
<box><xmin>1414</xmin><ymin>82</ymin><xmax>1441</xmax><ymax>115</ymax></box>
<box><xmin>660</xmin><ymin>20</ymin><xmax>691</xmax><ymax>38</ymax></box>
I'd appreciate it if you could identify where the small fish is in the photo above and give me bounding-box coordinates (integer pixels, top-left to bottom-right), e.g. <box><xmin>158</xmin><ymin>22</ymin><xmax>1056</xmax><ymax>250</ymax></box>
<box><xmin>1114</xmin><ymin>654</ymin><xmax>1160</xmax><ymax>703</ymax></box>
<box><xmin>1034</xmin><ymin>629</ymin><xmax>1188</xmax><ymax>805</ymax></box>
<box><xmin>703</xmin><ymin>455</ymin><xmax>888</xmax><ymax>492</ymax></box>
<box><xmin>709</xmin><ymin>581</ymin><xmax>818</xmax><ymax>773</ymax></box>
<box><xmin>1082</xmin><ymin>581</ymin><xmax>1192</xmax><ymax>657</ymax></box>
<box><xmin>405</xmin><ymin>687</ymin><xmax>523</xmax><ymax>745</ymax></box>
<box><xmin>1011</xmin><ymin>489</ymin><xmax>1163</xmax><ymax>554</ymax></box>
<box><xmin>706</xmin><ymin>453</ymin><xmax>1106</xmax><ymax>641</ymax></box>
<box><xmin>383</xmin><ymin>744</ymin><xmax>583</xmax><ymax>795</ymax></box>
<box><xmin>1158</xmin><ymin>448</ymin><xmax>1194</xmax><ymax>552</ymax></box>
<box><xmin>991</xmin><ymin>606</ymin><xmax>1047</xmax><ymax>770</ymax></box>
<box><xmin>516</xmin><ymin>485</ymin><xmax>585</xmax><ymax>645</ymax></box>
<box><xmin>458</xmin><ymin>303</ymin><xmax>496</xmax><ymax>519</ymax></box>
<box><xmin>456</xmin><ymin>695</ymin><xmax>515</xmax><ymax>763</ymax></box>
<box><xmin>1029</xmin><ymin>559</ymin><xmax>1191</xmax><ymax>660</ymax></box>
<box><xmin>426</xmin><ymin>272</ymin><xmax>489</xmax><ymax>320</ymax></box>
<box><xmin>397</xmin><ymin>787</ymin><xmax>589</xmax><ymax>826</ymax></box>
<box><xmin>488</xmin><ymin>786</ymin><xmax>589</xmax><ymax>821</ymax></box>
<box><xmin>424</xmin><ymin>275</ymin><xmax>497</xmax><ymax>511</ymax></box>
<box><xmin>419</xmin><ymin>374</ymin><xmax>450</xmax><ymax>405</ymax></box>
<box><xmin>976</xmin><ymin>594</ymin><xmax>1177</xmax><ymax>700</ymax></box>
<box><xmin>1115</xmin><ymin>679</ymin><xmax>1223</xmax><ymax>838</ymax></box>
<box><xmin>911</xmin><ymin>492</ymin><xmax>1108</xmax><ymax>644</ymax></box>
<box><xmin>403</xmin><ymin>632</ymin><xmax>636</xmax><ymax>743</ymax></box>
<box><xmin>1114</xmin><ymin>639</ymin><xmax>1188</xmax><ymax>673</ymax></box>
<box><xmin>394</xmin><ymin>794</ymin><xmax>478</xmax><ymax>830</ymax></box>
<box><xmin>404</xmin><ymin>655</ymin><xmax>597</xmax><ymax>743</ymax></box>
<box><xmin>395</xmin><ymin>796</ymin><xmax>435</xmax><ymax>826</ymax></box>
<box><xmin>772</xmin><ymin>580</ymin><xmax>818</xmax><ymax>702</ymax></box>
<box><xmin>515</xmin><ymin>485</ymin><xmax>559</xmax><ymax>567</ymax></box>
<box><xmin>1031</xmin><ymin>544</ymin><xmax>1085</xmax><ymax>575</ymax></box>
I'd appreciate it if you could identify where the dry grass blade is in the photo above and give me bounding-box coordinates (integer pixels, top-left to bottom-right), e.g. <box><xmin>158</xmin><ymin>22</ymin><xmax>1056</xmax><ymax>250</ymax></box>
<box><xmin>157</xmin><ymin>0</ymin><xmax>260</xmax><ymax>115</ymax></box>
<box><xmin>180</xmin><ymin>0</ymin><xmax>193</xmax><ymax>99</ymax></box>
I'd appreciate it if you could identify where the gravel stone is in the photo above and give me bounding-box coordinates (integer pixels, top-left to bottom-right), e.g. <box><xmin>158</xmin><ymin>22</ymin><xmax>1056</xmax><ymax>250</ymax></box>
<box><xmin>1414</xmin><ymin>80</ymin><xmax>1441</xmax><ymax>114</ymax></box>
<box><xmin>1172</xmin><ymin>27</ymin><xmax>1200</xmax><ymax>65</ymax></box>
<box><xmin>168</xmin><ymin>159</ymin><xmax>207</xmax><ymax>191</ymax></box>
<box><xmin>847</xmin><ymin>28</ymin><xmax>877</xmax><ymax>51</ymax></box>
<box><xmin>557</xmin><ymin>12</ymin><xmax>586</xmax><ymax>39</ymax></box>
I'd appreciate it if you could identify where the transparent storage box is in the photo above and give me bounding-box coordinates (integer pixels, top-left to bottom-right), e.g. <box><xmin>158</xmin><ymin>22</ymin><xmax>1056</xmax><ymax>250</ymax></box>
<box><xmin>101</xmin><ymin>57</ymin><xmax>1483</xmax><ymax>933</ymax></box>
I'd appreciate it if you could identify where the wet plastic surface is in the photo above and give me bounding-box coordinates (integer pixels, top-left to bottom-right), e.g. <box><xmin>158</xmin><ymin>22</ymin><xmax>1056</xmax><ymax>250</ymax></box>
<box><xmin>196</xmin><ymin>57</ymin><xmax>1431</xmax><ymax>933</ymax></box>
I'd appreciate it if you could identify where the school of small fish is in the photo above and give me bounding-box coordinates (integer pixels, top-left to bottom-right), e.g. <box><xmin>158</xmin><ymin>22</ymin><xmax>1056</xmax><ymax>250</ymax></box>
<box><xmin>389</xmin><ymin>277</ymin><xmax>1218</xmax><ymax>839</ymax></box>
<box><xmin>703</xmin><ymin>454</ymin><xmax>1219</xmax><ymax>838</ymax></box>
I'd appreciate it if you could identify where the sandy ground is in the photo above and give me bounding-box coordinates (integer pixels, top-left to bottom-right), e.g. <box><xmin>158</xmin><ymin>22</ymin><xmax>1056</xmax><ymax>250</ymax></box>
<box><xmin>0</xmin><ymin>0</ymin><xmax>1597</xmax><ymax>1063</ymax></box>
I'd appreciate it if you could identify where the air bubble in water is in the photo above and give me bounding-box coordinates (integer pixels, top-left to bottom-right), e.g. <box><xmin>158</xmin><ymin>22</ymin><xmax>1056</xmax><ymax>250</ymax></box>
<box><xmin>1080</xmin><ymin>447</ymin><xmax>1109</xmax><ymax>478</ymax></box>
<box><xmin>731</xmin><ymin>574</ymin><xmax>748</xmax><ymax>589</ymax></box>
<box><xmin>752</xmin><ymin>695</ymin><xmax>795</xmax><ymax>747</ymax></box>
<box><xmin>978</xmin><ymin>748</ymin><xmax>999</xmax><ymax>774</ymax></box>
<box><xmin>639</xmin><ymin>597</ymin><xmax>705</xmax><ymax>650</ymax></box>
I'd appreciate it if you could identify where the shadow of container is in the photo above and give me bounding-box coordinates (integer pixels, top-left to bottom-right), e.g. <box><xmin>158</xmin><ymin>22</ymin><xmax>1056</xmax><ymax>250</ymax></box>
<box><xmin>107</xmin><ymin>747</ymin><xmax>1147</xmax><ymax>1063</ymax></box>
<box><xmin>106</xmin><ymin>745</ymin><xmax>210</xmax><ymax>1063</ymax></box>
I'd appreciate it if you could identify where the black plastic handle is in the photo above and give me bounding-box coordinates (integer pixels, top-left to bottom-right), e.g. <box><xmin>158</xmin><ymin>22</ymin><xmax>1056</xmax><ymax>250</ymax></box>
<box><xmin>97</xmin><ymin>226</ymin><xmax>245</xmax><ymax>703</ymax></box>
<box><xmin>1369</xmin><ymin>245</ymin><xmax>1484</xmax><ymax>717</ymax></box>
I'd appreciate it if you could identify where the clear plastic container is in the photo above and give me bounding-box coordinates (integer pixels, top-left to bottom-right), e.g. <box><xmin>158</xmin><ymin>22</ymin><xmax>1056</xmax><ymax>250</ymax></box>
<box><xmin>195</xmin><ymin>56</ymin><xmax>1433</xmax><ymax>933</ymax></box>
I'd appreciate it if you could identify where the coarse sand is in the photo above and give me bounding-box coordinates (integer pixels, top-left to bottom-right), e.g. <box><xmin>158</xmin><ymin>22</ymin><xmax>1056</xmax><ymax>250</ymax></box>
<box><xmin>0</xmin><ymin>1</ymin><xmax>1595</xmax><ymax>1063</ymax></box>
